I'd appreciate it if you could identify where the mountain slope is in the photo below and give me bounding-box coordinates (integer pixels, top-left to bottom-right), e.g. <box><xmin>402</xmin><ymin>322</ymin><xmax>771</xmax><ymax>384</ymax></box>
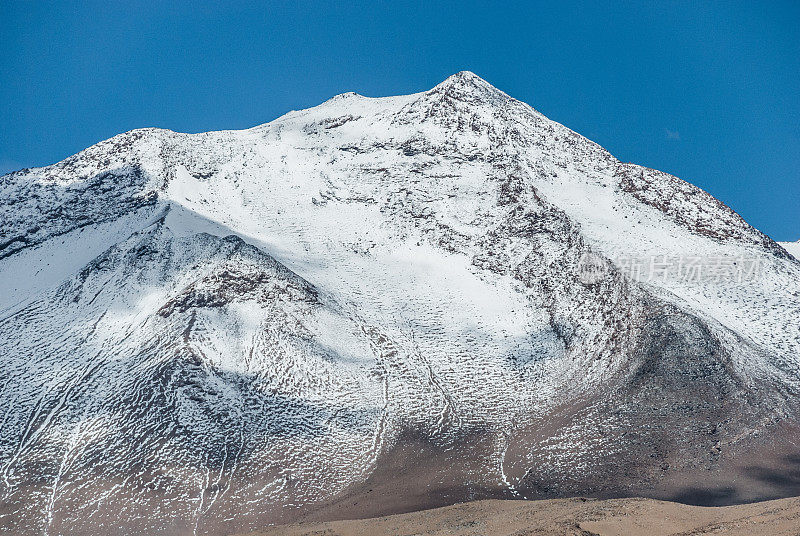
<box><xmin>781</xmin><ymin>240</ymin><xmax>800</xmax><ymax>260</ymax></box>
<box><xmin>1</xmin><ymin>72</ymin><xmax>799</xmax><ymax>535</ymax></box>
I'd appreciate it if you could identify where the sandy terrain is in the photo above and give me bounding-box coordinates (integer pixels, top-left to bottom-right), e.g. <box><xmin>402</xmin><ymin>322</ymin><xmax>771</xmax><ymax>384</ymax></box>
<box><xmin>237</xmin><ymin>496</ymin><xmax>800</xmax><ymax>536</ymax></box>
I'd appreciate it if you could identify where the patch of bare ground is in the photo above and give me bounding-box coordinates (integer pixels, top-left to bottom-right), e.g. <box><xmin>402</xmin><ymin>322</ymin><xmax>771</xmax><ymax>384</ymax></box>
<box><xmin>233</xmin><ymin>496</ymin><xmax>800</xmax><ymax>536</ymax></box>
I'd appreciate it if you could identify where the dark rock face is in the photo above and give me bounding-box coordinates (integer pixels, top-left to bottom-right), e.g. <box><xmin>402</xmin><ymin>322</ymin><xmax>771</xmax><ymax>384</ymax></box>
<box><xmin>616</xmin><ymin>163</ymin><xmax>786</xmax><ymax>256</ymax></box>
<box><xmin>0</xmin><ymin>164</ymin><xmax>157</xmax><ymax>259</ymax></box>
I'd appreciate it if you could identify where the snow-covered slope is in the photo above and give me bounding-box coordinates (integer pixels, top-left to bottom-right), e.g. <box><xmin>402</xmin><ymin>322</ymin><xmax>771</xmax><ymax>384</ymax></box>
<box><xmin>1</xmin><ymin>72</ymin><xmax>799</xmax><ymax>535</ymax></box>
<box><xmin>781</xmin><ymin>240</ymin><xmax>800</xmax><ymax>260</ymax></box>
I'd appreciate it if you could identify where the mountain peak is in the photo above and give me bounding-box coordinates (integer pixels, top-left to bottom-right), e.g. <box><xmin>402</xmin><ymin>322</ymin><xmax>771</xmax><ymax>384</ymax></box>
<box><xmin>429</xmin><ymin>71</ymin><xmax>508</xmax><ymax>103</ymax></box>
<box><xmin>440</xmin><ymin>70</ymin><xmax>486</xmax><ymax>84</ymax></box>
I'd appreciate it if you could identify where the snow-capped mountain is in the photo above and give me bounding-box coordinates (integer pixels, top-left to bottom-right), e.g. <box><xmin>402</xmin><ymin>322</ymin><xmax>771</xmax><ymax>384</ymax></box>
<box><xmin>1</xmin><ymin>72</ymin><xmax>799</xmax><ymax>535</ymax></box>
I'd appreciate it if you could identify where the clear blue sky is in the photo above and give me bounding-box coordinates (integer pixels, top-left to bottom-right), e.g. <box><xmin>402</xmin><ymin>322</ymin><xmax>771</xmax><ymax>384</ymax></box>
<box><xmin>1</xmin><ymin>1</ymin><xmax>798</xmax><ymax>240</ymax></box>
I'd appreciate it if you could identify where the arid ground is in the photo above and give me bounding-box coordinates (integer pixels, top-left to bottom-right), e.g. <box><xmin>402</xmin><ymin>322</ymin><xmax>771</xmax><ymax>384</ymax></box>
<box><xmin>238</xmin><ymin>496</ymin><xmax>800</xmax><ymax>536</ymax></box>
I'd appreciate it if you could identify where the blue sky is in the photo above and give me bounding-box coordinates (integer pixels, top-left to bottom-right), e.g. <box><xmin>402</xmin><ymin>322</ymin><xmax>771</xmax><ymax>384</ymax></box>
<box><xmin>1</xmin><ymin>1</ymin><xmax>798</xmax><ymax>240</ymax></box>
